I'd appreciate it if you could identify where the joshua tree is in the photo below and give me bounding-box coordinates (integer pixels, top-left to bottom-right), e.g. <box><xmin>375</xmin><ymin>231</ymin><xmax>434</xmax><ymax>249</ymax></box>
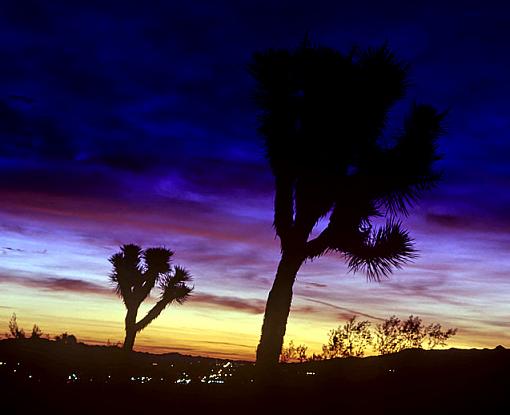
<box><xmin>250</xmin><ymin>41</ymin><xmax>444</xmax><ymax>369</ymax></box>
<box><xmin>109</xmin><ymin>244</ymin><xmax>193</xmax><ymax>351</ymax></box>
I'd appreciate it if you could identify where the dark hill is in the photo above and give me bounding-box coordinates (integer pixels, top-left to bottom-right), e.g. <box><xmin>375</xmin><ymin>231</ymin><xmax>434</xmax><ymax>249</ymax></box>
<box><xmin>1</xmin><ymin>339</ymin><xmax>509</xmax><ymax>414</ymax></box>
<box><xmin>0</xmin><ymin>337</ymin><xmax>245</xmax><ymax>382</ymax></box>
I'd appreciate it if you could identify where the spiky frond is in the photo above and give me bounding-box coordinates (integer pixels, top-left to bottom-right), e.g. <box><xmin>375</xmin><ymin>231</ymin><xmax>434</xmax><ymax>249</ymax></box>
<box><xmin>158</xmin><ymin>266</ymin><xmax>193</xmax><ymax>304</ymax></box>
<box><xmin>375</xmin><ymin>104</ymin><xmax>445</xmax><ymax>216</ymax></box>
<box><xmin>345</xmin><ymin>221</ymin><xmax>416</xmax><ymax>281</ymax></box>
<box><xmin>144</xmin><ymin>247</ymin><xmax>173</xmax><ymax>274</ymax></box>
<box><xmin>135</xmin><ymin>247</ymin><xmax>174</xmax><ymax>303</ymax></box>
<box><xmin>120</xmin><ymin>244</ymin><xmax>143</xmax><ymax>270</ymax></box>
<box><xmin>108</xmin><ymin>244</ymin><xmax>143</xmax><ymax>303</ymax></box>
<box><xmin>357</xmin><ymin>45</ymin><xmax>408</xmax><ymax>111</ymax></box>
<box><xmin>250</xmin><ymin>45</ymin><xmax>351</xmax><ymax>178</ymax></box>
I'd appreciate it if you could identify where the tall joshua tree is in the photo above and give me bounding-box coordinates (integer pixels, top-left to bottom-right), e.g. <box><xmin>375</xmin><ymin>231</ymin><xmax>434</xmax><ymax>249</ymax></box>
<box><xmin>109</xmin><ymin>244</ymin><xmax>193</xmax><ymax>351</ymax></box>
<box><xmin>250</xmin><ymin>41</ymin><xmax>444</xmax><ymax>369</ymax></box>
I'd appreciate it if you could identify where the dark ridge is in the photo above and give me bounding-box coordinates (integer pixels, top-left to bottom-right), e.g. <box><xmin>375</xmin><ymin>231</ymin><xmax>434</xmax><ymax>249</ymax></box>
<box><xmin>1</xmin><ymin>339</ymin><xmax>509</xmax><ymax>414</ymax></box>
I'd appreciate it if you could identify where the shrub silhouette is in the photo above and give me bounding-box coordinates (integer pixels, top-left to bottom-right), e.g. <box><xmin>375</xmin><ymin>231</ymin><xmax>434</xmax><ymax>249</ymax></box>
<box><xmin>7</xmin><ymin>314</ymin><xmax>44</xmax><ymax>340</ymax></box>
<box><xmin>30</xmin><ymin>324</ymin><xmax>42</xmax><ymax>340</ymax></box>
<box><xmin>322</xmin><ymin>316</ymin><xmax>372</xmax><ymax>358</ymax></box>
<box><xmin>280</xmin><ymin>340</ymin><xmax>308</xmax><ymax>363</ymax></box>
<box><xmin>280</xmin><ymin>315</ymin><xmax>457</xmax><ymax>360</ymax></box>
<box><xmin>109</xmin><ymin>244</ymin><xmax>193</xmax><ymax>351</ymax></box>
<box><xmin>55</xmin><ymin>332</ymin><xmax>77</xmax><ymax>345</ymax></box>
<box><xmin>8</xmin><ymin>313</ymin><xmax>25</xmax><ymax>339</ymax></box>
<box><xmin>374</xmin><ymin>315</ymin><xmax>457</xmax><ymax>354</ymax></box>
<box><xmin>250</xmin><ymin>39</ymin><xmax>444</xmax><ymax>369</ymax></box>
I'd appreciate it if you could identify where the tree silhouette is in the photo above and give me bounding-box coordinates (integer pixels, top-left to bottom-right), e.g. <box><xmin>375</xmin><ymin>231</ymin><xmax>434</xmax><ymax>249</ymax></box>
<box><xmin>373</xmin><ymin>315</ymin><xmax>402</xmax><ymax>355</ymax></box>
<box><xmin>250</xmin><ymin>40</ymin><xmax>444</xmax><ymax>369</ymax></box>
<box><xmin>322</xmin><ymin>316</ymin><xmax>372</xmax><ymax>358</ymax></box>
<box><xmin>8</xmin><ymin>313</ymin><xmax>25</xmax><ymax>339</ymax></box>
<box><xmin>109</xmin><ymin>244</ymin><xmax>193</xmax><ymax>351</ymax></box>
<box><xmin>54</xmin><ymin>332</ymin><xmax>78</xmax><ymax>345</ymax></box>
<box><xmin>30</xmin><ymin>324</ymin><xmax>42</xmax><ymax>340</ymax></box>
<box><xmin>374</xmin><ymin>315</ymin><xmax>457</xmax><ymax>354</ymax></box>
<box><xmin>426</xmin><ymin>322</ymin><xmax>457</xmax><ymax>349</ymax></box>
<box><xmin>280</xmin><ymin>339</ymin><xmax>308</xmax><ymax>363</ymax></box>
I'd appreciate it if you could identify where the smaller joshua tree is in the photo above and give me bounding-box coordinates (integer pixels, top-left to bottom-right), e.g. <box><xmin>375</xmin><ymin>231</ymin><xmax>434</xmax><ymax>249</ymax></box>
<box><xmin>109</xmin><ymin>244</ymin><xmax>193</xmax><ymax>351</ymax></box>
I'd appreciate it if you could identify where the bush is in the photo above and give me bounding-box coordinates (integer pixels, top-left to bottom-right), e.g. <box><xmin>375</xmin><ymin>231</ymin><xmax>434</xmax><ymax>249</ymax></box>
<box><xmin>322</xmin><ymin>316</ymin><xmax>372</xmax><ymax>358</ymax></box>
<box><xmin>280</xmin><ymin>340</ymin><xmax>308</xmax><ymax>363</ymax></box>
<box><xmin>55</xmin><ymin>332</ymin><xmax>77</xmax><ymax>345</ymax></box>
<box><xmin>30</xmin><ymin>324</ymin><xmax>43</xmax><ymax>339</ymax></box>
<box><xmin>8</xmin><ymin>313</ymin><xmax>25</xmax><ymax>339</ymax></box>
<box><xmin>280</xmin><ymin>315</ymin><xmax>458</xmax><ymax>362</ymax></box>
<box><xmin>374</xmin><ymin>315</ymin><xmax>457</xmax><ymax>355</ymax></box>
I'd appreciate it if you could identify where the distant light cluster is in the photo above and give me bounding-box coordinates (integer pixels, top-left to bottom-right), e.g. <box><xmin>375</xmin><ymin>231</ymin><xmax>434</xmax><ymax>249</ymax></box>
<box><xmin>131</xmin><ymin>376</ymin><xmax>153</xmax><ymax>384</ymax></box>
<box><xmin>0</xmin><ymin>357</ymin><xmax>319</xmax><ymax>386</ymax></box>
<box><xmin>67</xmin><ymin>373</ymin><xmax>79</xmax><ymax>383</ymax></box>
<box><xmin>200</xmin><ymin>361</ymin><xmax>234</xmax><ymax>384</ymax></box>
<box><xmin>175</xmin><ymin>372</ymin><xmax>191</xmax><ymax>384</ymax></box>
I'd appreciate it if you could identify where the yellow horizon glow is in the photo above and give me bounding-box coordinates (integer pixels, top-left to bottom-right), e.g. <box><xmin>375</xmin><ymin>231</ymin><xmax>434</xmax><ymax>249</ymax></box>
<box><xmin>1</xmin><ymin>283</ymin><xmax>507</xmax><ymax>362</ymax></box>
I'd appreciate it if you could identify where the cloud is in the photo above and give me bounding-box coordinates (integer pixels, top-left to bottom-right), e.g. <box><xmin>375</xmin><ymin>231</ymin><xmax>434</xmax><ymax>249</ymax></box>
<box><xmin>190</xmin><ymin>293</ymin><xmax>266</xmax><ymax>314</ymax></box>
<box><xmin>0</xmin><ymin>98</ymin><xmax>75</xmax><ymax>161</ymax></box>
<box><xmin>303</xmin><ymin>282</ymin><xmax>328</xmax><ymax>288</ymax></box>
<box><xmin>1</xmin><ymin>247</ymin><xmax>25</xmax><ymax>253</ymax></box>
<box><xmin>0</xmin><ymin>272</ymin><xmax>113</xmax><ymax>297</ymax></box>
<box><xmin>0</xmin><ymin>186</ymin><xmax>274</xmax><ymax>249</ymax></box>
<box><xmin>1</xmin><ymin>246</ymin><xmax>47</xmax><ymax>255</ymax></box>
<box><xmin>423</xmin><ymin>211</ymin><xmax>509</xmax><ymax>234</ymax></box>
<box><xmin>0</xmin><ymin>270</ymin><xmax>272</xmax><ymax>315</ymax></box>
<box><xmin>300</xmin><ymin>298</ymin><xmax>384</xmax><ymax>321</ymax></box>
<box><xmin>426</xmin><ymin>213</ymin><xmax>467</xmax><ymax>229</ymax></box>
<box><xmin>199</xmin><ymin>339</ymin><xmax>255</xmax><ymax>349</ymax></box>
<box><xmin>381</xmin><ymin>279</ymin><xmax>472</xmax><ymax>307</ymax></box>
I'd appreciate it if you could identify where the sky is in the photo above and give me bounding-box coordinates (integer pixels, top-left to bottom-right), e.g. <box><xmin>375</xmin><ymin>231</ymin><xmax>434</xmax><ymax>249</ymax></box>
<box><xmin>0</xmin><ymin>0</ymin><xmax>509</xmax><ymax>360</ymax></box>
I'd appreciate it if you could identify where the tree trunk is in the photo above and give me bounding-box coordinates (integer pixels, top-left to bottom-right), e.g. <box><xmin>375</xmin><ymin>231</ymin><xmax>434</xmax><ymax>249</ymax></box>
<box><xmin>123</xmin><ymin>307</ymin><xmax>138</xmax><ymax>351</ymax></box>
<box><xmin>256</xmin><ymin>252</ymin><xmax>303</xmax><ymax>371</ymax></box>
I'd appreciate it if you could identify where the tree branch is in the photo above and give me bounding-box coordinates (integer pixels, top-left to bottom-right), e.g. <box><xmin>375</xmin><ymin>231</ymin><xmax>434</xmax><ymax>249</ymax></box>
<box><xmin>304</xmin><ymin>226</ymin><xmax>332</xmax><ymax>259</ymax></box>
<box><xmin>135</xmin><ymin>269</ymin><xmax>159</xmax><ymax>304</ymax></box>
<box><xmin>135</xmin><ymin>298</ymin><xmax>170</xmax><ymax>332</ymax></box>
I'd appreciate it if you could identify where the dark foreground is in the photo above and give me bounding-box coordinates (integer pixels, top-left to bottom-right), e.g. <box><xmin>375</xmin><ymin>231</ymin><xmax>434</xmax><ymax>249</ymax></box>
<box><xmin>1</xmin><ymin>339</ymin><xmax>509</xmax><ymax>414</ymax></box>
